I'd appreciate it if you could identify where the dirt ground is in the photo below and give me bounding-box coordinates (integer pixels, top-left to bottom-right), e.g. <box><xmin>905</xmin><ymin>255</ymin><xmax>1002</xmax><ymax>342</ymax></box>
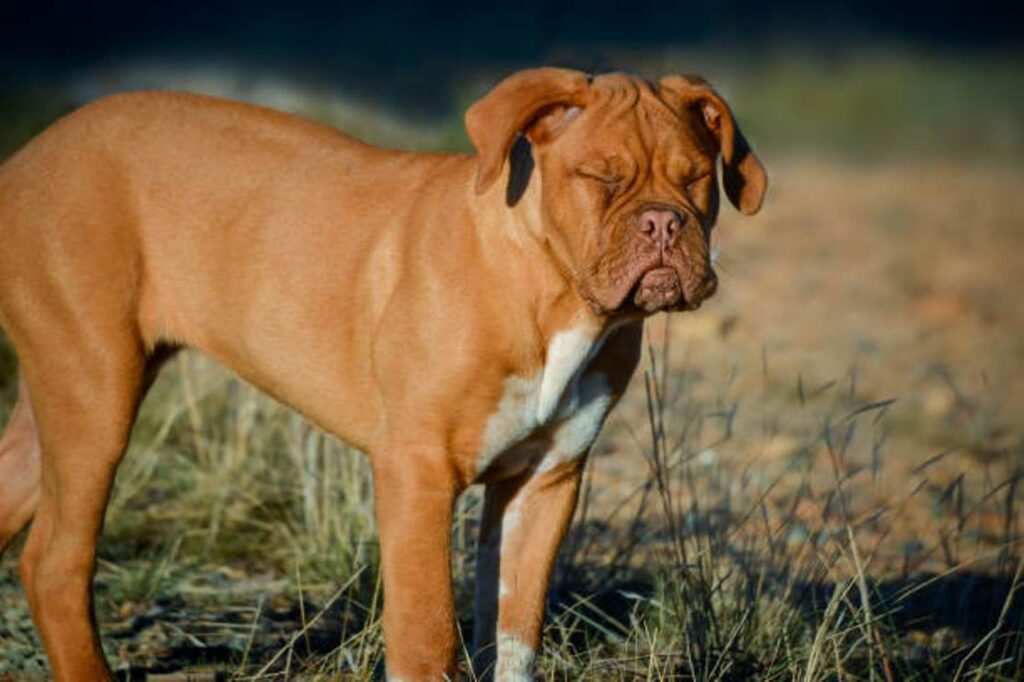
<box><xmin>588</xmin><ymin>155</ymin><xmax>1024</xmax><ymax>573</ymax></box>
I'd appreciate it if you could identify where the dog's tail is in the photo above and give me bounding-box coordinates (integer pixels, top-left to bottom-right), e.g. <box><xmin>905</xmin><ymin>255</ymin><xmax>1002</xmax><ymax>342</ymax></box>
<box><xmin>0</xmin><ymin>372</ymin><xmax>41</xmax><ymax>556</ymax></box>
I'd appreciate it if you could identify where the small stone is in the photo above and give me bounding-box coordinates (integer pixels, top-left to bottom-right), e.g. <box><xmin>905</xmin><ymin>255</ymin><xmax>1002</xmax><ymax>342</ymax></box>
<box><xmin>696</xmin><ymin>448</ymin><xmax>719</xmax><ymax>467</ymax></box>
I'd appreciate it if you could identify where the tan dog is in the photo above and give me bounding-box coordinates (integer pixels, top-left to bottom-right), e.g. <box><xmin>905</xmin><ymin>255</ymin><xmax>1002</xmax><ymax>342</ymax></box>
<box><xmin>0</xmin><ymin>68</ymin><xmax>765</xmax><ymax>680</ymax></box>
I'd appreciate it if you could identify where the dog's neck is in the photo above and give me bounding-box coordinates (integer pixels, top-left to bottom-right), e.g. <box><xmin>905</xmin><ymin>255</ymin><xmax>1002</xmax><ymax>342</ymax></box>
<box><xmin>465</xmin><ymin>156</ymin><xmax>611</xmax><ymax>345</ymax></box>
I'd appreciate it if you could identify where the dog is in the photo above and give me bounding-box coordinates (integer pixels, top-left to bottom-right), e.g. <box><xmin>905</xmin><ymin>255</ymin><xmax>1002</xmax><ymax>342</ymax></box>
<box><xmin>0</xmin><ymin>67</ymin><xmax>766</xmax><ymax>680</ymax></box>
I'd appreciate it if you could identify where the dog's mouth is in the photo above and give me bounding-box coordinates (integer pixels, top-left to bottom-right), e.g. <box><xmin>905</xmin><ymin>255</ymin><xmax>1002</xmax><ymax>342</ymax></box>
<box><xmin>630</xmin><ymin>266</ymin><xmax>686</xmax><ymax>313</ymax></box>
<box><xmin>581</xmin><ymin>257</ymin><xmax>718</xmax><ymax>316</ymax></box>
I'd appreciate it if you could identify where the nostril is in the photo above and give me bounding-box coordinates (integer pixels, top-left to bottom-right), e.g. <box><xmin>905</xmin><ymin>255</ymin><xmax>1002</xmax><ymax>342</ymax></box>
<box><xmin>638</xmin><ymin>209</ymin><xmax>684</xmax><ymax>244</ymax></box>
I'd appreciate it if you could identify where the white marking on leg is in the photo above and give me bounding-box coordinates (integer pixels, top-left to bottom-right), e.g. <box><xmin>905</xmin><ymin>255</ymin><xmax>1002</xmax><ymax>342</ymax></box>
<box><xmin>497</xmin><ymin>495</ymin><xmax>524</xmax><ymax>600</ymax></box>
<box><xmin>495</xmin><ymin>632</ymin><xmax>536</xmax><ymax>682</ymax></box>
<box><xmin>502</xmin><ymin>496</ymin><xmax>523</xmax><ymax>538</ymax></box>
<box><xmin>475</xmin><ymin>490</ymin><xmax>526</xmax><ymax>667</ymax></box>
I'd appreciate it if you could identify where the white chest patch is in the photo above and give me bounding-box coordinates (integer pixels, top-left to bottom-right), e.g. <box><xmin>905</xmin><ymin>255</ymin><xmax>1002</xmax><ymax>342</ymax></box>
<box><xmin>536</xmin><ymin>327</ymin><xmax>596</xmax><ymax>423</ymax></box>
<box><xmin>537</xmin><ymin>370</ymin><xmax>613</xmax><ymax>473</ymax></box>
<box><xmin>476</xmin><ymin>324</ymin><xmax>617</xmax><ymax>477</ymax></box>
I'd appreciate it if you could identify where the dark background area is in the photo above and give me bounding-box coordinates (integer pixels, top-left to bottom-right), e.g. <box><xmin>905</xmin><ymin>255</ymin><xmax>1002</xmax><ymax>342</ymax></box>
<box><xmin>2</xmin><ymin>1</ymin><xmax>1021</xmax><ymax>113</ymax></box>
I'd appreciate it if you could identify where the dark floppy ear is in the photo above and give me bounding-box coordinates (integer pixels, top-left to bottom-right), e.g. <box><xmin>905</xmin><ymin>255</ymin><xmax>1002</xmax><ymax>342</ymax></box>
<box><xmin>659</xmin><ymin>75</ymin><xmax>767</xmax><ymax>215</ymax></box>
<box><xmin>465</xmin><ymin>68</ymin><xmax>590</xmax><ymax>194</ymax></box>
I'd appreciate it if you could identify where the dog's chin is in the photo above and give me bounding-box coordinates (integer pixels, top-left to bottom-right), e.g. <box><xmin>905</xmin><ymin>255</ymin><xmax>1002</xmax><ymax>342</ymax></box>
<box><xmin>580</xmin><ymin>266</ymin><xmax>693</xmax><ymax>317</ymax></box>
<box><xmin>630</xmin><ymin>267</ymin><xmax>686</xmax><ymax>313</ymax></box>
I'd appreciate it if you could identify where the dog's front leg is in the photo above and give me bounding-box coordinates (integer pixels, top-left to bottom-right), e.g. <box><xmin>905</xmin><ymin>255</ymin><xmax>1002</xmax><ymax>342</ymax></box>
<box><xmin>472</xmin><ymin>459</ymin><xmax>585</xmax><ymax>681</ymax></box>
<box><xmin>373</xmin><ymin>448</ymin><xmax>462</xmax><ymax>681</ymax></box>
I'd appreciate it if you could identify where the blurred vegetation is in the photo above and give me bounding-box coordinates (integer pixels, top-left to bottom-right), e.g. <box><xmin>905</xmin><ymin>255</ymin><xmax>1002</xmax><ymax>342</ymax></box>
<box><xmin>1</xmin><ymin>50</ymin><xmax>1022</xmax><ymax>162</ymax></box>
<box><xmin>718</xmin><ymin>51</ymin><xmax>1024</xmax><ymax>160</ymax></box>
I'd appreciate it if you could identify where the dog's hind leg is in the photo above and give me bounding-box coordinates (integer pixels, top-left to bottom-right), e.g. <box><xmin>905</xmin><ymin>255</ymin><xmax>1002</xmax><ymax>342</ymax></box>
<box><xmin>0</xmin><ymin>373</ymin><xmax>41</xmax><ymax>556</ymax></box>
<box><xmin>16</xmin><ymin>328</ymin><xmax>156</xmax><ymax>682</ymax></box>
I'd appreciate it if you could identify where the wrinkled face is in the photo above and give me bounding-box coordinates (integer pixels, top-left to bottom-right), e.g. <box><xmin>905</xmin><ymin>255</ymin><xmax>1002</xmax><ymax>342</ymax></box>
<box><xmin>535</xmin><ymin>78</ymin><xmax>722</xmax><ymax>314</ymax></box>
<box><xmin>466</xmin><ymin>69</ymin><xmax>766</xmax><ymax>318</ymax></box>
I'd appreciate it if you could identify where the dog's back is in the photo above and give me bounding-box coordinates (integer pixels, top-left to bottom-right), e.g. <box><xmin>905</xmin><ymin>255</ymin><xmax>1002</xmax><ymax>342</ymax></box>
<box><xmin>0</xmin><ymin>90</ymin><xmax>475</xmax><ymax>464</ymax></box>
<box><xmin>0</xmin><ymin>91</ymin><xmax>450</xmax><ymax>365</ymax></box>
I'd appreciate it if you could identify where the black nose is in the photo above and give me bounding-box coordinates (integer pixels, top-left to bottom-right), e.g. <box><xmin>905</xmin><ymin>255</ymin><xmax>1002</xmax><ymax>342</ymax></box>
<box><xmin>637</xmin><ymin>208</ymin><xmax>682</xmax><ymax>247</ymax></box>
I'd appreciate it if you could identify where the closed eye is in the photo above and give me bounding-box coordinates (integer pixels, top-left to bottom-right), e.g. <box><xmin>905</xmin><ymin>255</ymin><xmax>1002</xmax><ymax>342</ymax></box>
<box><xmin>574</xmin><ymin>168</ymin><xmax>624</xmax><ymax>187</ymax></box>
<box><xmin>682</xmin><ymin>171</ymin><xmax>714</xmax><ymax>200</ymax></box>
<box><xmin>684</xmin><ymin>171</ymin><xmax>713</xmax><ymax>189</ymax></box>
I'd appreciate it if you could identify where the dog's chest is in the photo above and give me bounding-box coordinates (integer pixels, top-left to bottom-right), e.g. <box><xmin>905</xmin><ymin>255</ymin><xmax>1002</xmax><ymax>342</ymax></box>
<box><xmin>475</xmin><ymin>326</ymin><xmax>616</xmax><ymax>478</ymax></box>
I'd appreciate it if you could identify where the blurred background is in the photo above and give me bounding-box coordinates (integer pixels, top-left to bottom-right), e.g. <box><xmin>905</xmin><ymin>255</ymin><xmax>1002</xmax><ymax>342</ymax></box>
<box><xmin>1</xmin><ymin>2</ymin><xmax>1022</xmax><ymax>679</ymax></box>
<box><xmin>2</xmin><ymin>1</ymin><xmax>1022</xmax><ymax>158</ymax></box>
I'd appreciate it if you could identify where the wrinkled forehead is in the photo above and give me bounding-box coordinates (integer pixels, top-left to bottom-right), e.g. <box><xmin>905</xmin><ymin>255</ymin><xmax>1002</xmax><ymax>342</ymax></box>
<box><xmin>557</xmin><ymin>74</ymin><xmax>716</xmax><ymax>168</ymax></box>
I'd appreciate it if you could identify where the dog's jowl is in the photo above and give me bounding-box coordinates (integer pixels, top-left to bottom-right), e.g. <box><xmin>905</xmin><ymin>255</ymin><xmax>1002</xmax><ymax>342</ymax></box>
<box><xmin>0</xmin><ymin>68</ymin><xmax>766</xmax><ymax>681</ymax></box>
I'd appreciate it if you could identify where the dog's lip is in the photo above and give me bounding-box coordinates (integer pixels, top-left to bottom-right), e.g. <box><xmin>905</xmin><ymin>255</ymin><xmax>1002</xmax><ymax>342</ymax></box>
<box><xmin>632</xmin><ymin>266</ymin><xmax>684</xmax><ymax>312</ymax></box>
<box><xmin>634</xmin><ymin>266</ymin><xmax>678</xmax><ymax>290</ymax></box>
<box><xmin>581</xmin><ymin>261</ymin><xmax>694</xmax><ymax>316</ymax></box>
<box><xmin>612</xmin><ymin>266</ymin><xmax>687</xmax><ymax>314</ymax></box>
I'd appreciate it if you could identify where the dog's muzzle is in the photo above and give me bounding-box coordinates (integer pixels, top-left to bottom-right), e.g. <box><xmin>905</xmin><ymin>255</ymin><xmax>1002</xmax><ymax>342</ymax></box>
<box><xmin>633</xmin><ymin>267</ymin><xmax>682</xmax><ymax>312</ymax></box>
<box><xmin>631</xmin><ymin>266</ymin><xmax>717</xmax><ymax>313</ymax></box>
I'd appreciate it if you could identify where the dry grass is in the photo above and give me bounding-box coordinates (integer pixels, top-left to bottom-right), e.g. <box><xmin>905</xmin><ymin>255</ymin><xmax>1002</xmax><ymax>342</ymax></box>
<box><xmin>2</xmin><ymin>272</ymin><xmax>1021</xmax><ymax>679</ymax></box>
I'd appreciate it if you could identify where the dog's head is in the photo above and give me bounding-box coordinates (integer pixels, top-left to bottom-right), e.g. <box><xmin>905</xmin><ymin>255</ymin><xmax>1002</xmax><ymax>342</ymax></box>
<box><xmin>466</xmin><ymin>68</ymin><xmax>767</xmax><ymax>315</ymax></box>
